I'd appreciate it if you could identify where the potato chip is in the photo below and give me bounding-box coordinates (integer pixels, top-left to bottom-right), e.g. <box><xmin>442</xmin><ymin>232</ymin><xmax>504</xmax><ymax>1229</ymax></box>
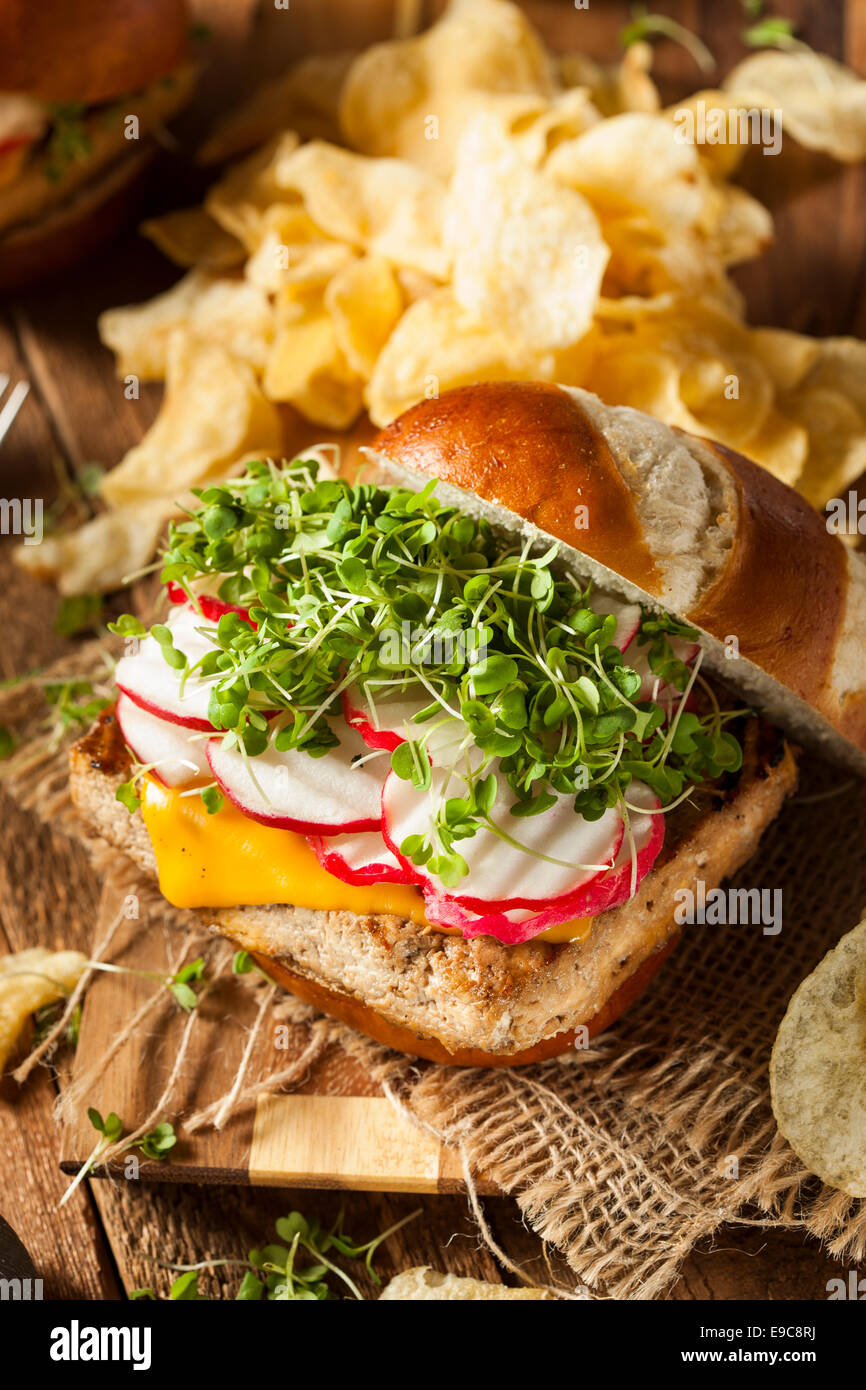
<box><xmin>771</xmin><ymin>917</ymin><xmax>866</xmax><ymax>1197</ymax></box>
<box><xmin>339</xmin><ymin>0</ymin><xmax>556</xmax><ymax>175</ymax></box>
<box><xmin>797</xmin><ymin>335</ymin><xmax>866</xmax><ymax>416</ymax></box>
<box><xmin>665</xmin><ymin>90</ymin><xmax>752</xmax><ymax>178</ymax></box>
<box><xmin>85</xmin><ymin>0</ymin><xmax>866</xmax><ymax>547</ymax></box>
<box><xmin>724</xmin><ymin>50</ymin><xmax>866</xmax><ymax>162</ymax></box>
<box><xmin>587</xmin><ymin>300</ymin><xmax>776</xmax><ymax>450</ymax></box>
<box><xmin>784</xmin><ymin>386</ymin><xmax>866</xmax><ymax>507</ymax></box>
<box><xmin>101</xmin><ymin>331</ymin><xmax>282</xmax><ymax>507</ymax></box>
<box><xmin>16</xmin><ymin>499</ymin><xmax>176</xmax><ymax>596</ymax></box>
<box><xmin>737</xmin><ymin>409</ymin><xmax>809</xmax><ymax>489</ymax></box>
<box><xmin>559</xmin><ymin>40</ymin><xmax>660</xmax><ymax>118</ymax></box>
<box><xmin>749</xmin><ymin>327</ymin><xmax>820</xmax><ymax>393</ymax></box>
<box><xmin>99</xmin><ymin>271</ymin><xmax>274</xmax><ymax>379</ymax></box>
<box><xmin>264</xmin><ymin>305</ymin><xmax>364</xmax><ymax>430</ymax></box>
<box><xmin>592</xmin><ymin>210</ymin><xmax>743</xmax><ymax>306</ymax></box>
<box><xmin>0</xmin><ymin>948</ymin><xmax>87</xmax><ymax>1071</ymax></box>
<box><xmin>325</xmin><ymin>255</ymin><xmax>404</xmax><ymax>377</ymax></box>
<box><xmin>272</xmin><ymin>140</ymin><xmax>449</xmax><ymax>279</ymax></box>
<box><xmin>365</xmin><ymin>286</ymin><xmax>537</xmax><ymax>425</ymax></box>
<box><xmin>708</xmin><ymin>184</ymin><xmax>773</xmax><ymax>268</ymax></box>
<box><xmin>440</xmin><ymin>87</ymin><xmax>600</xmax><ymax>171</ymax></box>
<box><xmin>99</xmin><ymin>272</ymin><xmax>205</xmax><ymax>380</ymax></box>
<box><xmin>199</xmin><ymin>52</ymin><xmax>354</xmax><ymax>165</ymax></box>
<box><xmin>586</xmin><ymin>345</ymin><xmax>693</xmax><ymax>432</ymax></box>
<box><xmin>205</xmin><ymin>132</ymin><xmax>302</xmax><ymax>251</ymax></box>
<box><xmin>241</xmin><ymin>202</ymin><xmax>354</xmax><ymax>295</ymax></box>
<box><xmin>548</xmin><ymin>113</ymin><xmax>708</xmax><ymax>236</ymax></box>
<box><xmin>444</xmin><ymin>114</ymin><xmax>607</xmax><ymax>351</ymax></box>
<box><xmin>141</xmin><ymin>207</ymin><xmax>245</xmax><ymax>270</ymax></box>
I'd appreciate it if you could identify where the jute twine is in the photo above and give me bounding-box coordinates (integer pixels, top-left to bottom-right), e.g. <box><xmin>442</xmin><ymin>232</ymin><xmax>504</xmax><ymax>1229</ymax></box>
<box><xmin>4</xmin><ymin>649</ymin><xmax>865</xmax><ymax>1299</ymax></box>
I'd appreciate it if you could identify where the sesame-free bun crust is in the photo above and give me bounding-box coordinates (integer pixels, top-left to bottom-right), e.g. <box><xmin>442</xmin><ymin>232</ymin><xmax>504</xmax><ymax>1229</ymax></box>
<box><xmin>374</xmin><ymin>382</ymin><xmax>866</xmax><ymax>773</ymax></box>
<box><xmin>0</xmin><ymin>0</ymin><xmax>190</xmax><ymax>104</ymax></box>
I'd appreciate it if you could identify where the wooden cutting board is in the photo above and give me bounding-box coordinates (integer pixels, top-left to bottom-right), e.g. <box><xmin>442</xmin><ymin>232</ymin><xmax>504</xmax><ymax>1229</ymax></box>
<box><xmin>57</xmin><ymin>875</ymin><xmax>494</xmax><ymax>1193</ymax></box>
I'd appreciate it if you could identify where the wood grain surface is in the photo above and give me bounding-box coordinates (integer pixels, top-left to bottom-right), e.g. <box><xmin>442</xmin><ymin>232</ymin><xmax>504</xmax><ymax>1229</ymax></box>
<box><xmin>0</xmin><ymin>0</ymin><xmax>861</xmax><ymax>1300</ymax></box>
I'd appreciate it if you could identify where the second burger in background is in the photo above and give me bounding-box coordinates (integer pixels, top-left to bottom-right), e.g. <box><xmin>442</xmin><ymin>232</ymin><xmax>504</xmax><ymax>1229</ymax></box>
<box><xmin>0</xmin><ymin>0</ymin><xmax>196</xmax><ymax>290</ymax></box>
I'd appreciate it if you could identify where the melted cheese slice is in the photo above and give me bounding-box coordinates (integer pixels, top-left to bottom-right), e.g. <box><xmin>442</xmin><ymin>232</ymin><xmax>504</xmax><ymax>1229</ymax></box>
<box><xmin>140</xmin><ymin>776</ymin><xmax>592</xmax><ymax>945</ymax></box>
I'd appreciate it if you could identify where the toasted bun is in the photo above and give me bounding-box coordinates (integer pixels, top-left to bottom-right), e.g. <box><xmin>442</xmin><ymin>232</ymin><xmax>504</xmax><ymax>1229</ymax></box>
<box><xmin>0</xmin><ymin>0</ymin><xmax>190</xmax><ymax>104</ymax></box>
<box><xmin>246</xmin><ymin>938</ymin><xmax>679</xmax><ymax>1067</ymax></box>
<box><xmin>373</xmin><ymin>383</ymin><xmax>866</xmax><ymax>774</ymax></box>
<box><xmin>0</xmin><ymin>145</ymin><xmax>152</xmax><ymax>293</ymax></box>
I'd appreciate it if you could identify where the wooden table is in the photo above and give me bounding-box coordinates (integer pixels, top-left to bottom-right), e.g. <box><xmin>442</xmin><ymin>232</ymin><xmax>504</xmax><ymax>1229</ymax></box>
<box><xmin>0</xmin><ymin>0</ymin><xmax>862</xmax><ymax>1300</ymax></box>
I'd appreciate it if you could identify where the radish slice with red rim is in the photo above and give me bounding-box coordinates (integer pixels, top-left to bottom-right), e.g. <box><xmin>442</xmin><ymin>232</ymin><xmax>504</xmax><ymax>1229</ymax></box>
<box><xmin>116</xmin><ymin>606</ymin><xmax>223</xmax><ymax>731</ymax></box>
<box><xmin>166</xmin><ymin>582</ymin><xmax>253</xmax><ymax>627</ymax></box>
<box><xmin>341</xmin><ymin>682</ymin><xmax>433</xmax><ymax>752</ymax></box>
<box><xmin>382</xmin><ymin>764</ymin><xmax>623</xmax><ymax>911</ymax></box>
<box><xmin>116</xmin><ymin>693</ymin><xmax>210</xmax><ymax>788</ymax></box>
<box><xmin>421</xmin><ymin>781</ymin><xmax>664</xmax><ymax>943</ymax></box>
<box><xmin>308</xmin><ymin>830</ymin><xmax>419</xmax><ymax>886</ymax></box>
<box><xmin>586</xmin><ymin>595</ymin><xmax>641</xmax><ymax>652</ymax></box>
<box><xmin>207</xmin><ymin>723</ymin><xmax>385</xmax><ymax>834</ymax></box>
<box><xmin>630</xmin><ymin>635</ymin><xmax>700</xmax><ymax>702</ymax></box>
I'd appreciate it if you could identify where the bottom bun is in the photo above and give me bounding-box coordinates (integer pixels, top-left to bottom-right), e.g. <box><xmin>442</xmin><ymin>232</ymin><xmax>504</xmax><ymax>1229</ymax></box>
<box><xmin>246</xmin><ymin>937</ymin><xmax>679</xmax><ymax>1067</ymax></box>
<box><xmin>0</xmin><ymin>146</ymin><xmax>154</xmax><ymax>292</ymax></box>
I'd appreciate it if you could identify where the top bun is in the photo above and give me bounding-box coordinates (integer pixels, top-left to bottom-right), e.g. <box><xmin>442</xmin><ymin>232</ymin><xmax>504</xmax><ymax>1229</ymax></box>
<box><xmin>373</xmin><ymin>382</ymin><xmax>866</xmax><ymax>773</ymax></box>
<box><xmin>0</xmin><ymin>0</ymin><xmax>190</xmax><ymax>105</ymax></box>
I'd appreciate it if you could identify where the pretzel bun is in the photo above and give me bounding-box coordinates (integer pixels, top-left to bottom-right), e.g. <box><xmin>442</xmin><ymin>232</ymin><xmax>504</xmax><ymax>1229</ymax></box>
<box><xmin>374</xmin><ymin>382</ymin><xmax>866</xmax><ymax>774</ymax></box>
<box><xmin>0</xmin><ymin>0</ymin><xmax>190</xmax><ymax>104</ymax></box>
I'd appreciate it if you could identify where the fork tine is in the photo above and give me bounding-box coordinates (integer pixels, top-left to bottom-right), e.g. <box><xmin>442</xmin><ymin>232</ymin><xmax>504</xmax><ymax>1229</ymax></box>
<box><xmin>0</xmin><ymin>373</ymin><xmax>9</xmax><ymax>400</ymax></box>
<box><xmin>0</xmin><ymin>379</ymin><xmax>29</xmax><ymax>447</ymax></box>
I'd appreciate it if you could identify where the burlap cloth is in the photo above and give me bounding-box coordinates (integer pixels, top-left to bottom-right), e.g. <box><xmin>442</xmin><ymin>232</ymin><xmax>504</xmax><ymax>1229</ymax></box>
<box><xmin>3</xmin><ymin>644</ymin><xmax>866</xmax><ymax>1299</ymax></box>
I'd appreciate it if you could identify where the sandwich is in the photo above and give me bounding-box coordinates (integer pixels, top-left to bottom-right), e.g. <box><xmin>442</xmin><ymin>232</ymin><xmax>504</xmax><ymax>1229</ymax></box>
<box><xmin>69</xmin><ymin>381</ymin><xmax>866</xmax><ymax>1065</ymax></box>
<box><xmin>0</xmin><ymin>0</ymin><xmax>195</xmax><ymax>290</ymax></box>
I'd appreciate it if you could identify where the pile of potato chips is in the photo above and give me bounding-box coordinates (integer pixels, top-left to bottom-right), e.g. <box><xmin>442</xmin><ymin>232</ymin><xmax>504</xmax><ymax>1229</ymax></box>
<box><xmin>771</xmin><ymin>916</ymin><xmax>866</xmax><ymax>1198</ymax></box>
<box><xmin>24</xmin><ymin>0</ymin><xmax>866</xmax><ymax>592</ymax></box>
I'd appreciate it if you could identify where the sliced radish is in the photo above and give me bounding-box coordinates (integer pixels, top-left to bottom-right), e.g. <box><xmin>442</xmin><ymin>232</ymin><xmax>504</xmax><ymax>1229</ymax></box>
<box><xmin>573</xmin><ymin>780</ymin><xmax>665</xmax><ymax>917</ymax></box>
<box><xmin>166</xmin><ymin>581</ymin><xmax>253</xmax><ymax>626</ymax></box>
<box><xmin>116</xmin><ymin>693</ymin><xmax>210</xmax><ymax>788</ymax></box>
<box><xmin>422</xmin><ymin>781</ymin><xmax>664</xmax><ymax>944</ymax></box>
<box><xmin>626</xmin><ymin>635</ymin><xmax>700</xmax><ymax>703</ymax></box>
<box><xmin>586</xmin><ymin>594</ymin><xmax>641</xmax><ymax>652</ymax></box>
<box><xmin>207</xmin><ymin>724</ymin><xmax>385</xmax><ymax>834</ymax></box>
<box><xmin>308</xmin><ymin>830</ymin><xmax>419</xmax><ymax>886</ymax></box>
<box><xmin>341</xmin><ymin>681</ymin><xmax>432</xmax><ymax>752</ymax></box>
<box><xmin>382</xmin><ymin>764</ymin><xmax>623</xmax><ymax>911</ymax></box>
<box><xmin>116</xmin><ymin>606</ymin><xmax>223</xmax><ymax>730</ymax></box>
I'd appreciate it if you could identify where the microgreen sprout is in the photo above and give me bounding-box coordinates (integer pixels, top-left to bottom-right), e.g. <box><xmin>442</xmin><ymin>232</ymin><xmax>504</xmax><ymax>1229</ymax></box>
<box><xmin>621</xmin><ymin>5</ymin><xmax>716</xmax><ymax>74</ymax></box>
<box><xmin>129</xmin><ymin>1205</ymin><xmax>421</xmax><ymax>1301</ymax></box>
<box><xmin>82</xmin><ymin>956</ymin><xmax>207</xmax><ymax>1011</ymax></box>
<box><xmin>32</xmin><ymin>999</ymin><xmax>81</xmax><ymax>1051</ymax></box>
<box><xmin>114</xmin><ymin>456</ymin><xmax>746</xmax><ymax>885</ymax></box>
<box><xmin>60</xmin><ymin>1111</ymin><xmax>178</xmax><ymax>1207</ymax></box>
<box><xmin>43</xmin><ymin>102</ymin><xmax>92</xmax><ymax>183</ymax></box>
<box><xmin>58</xmin><ymin>1107</ymin><xmax>123</xmax><ymax>1207</ymax></box>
